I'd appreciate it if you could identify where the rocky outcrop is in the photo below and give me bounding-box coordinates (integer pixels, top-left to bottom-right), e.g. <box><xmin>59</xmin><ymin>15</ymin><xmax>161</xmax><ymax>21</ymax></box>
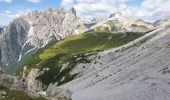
<box><xmin>26</xmin><ymin>68</ymin><xmax>44</xmax><ymax>92</ymax></box>
<box><xmin>81</xmin><ymin>17</ymin><xmax>104</xmax><ymax>29</ymax></box>
<box><xmin>0</xmin><ymin>69</ymin><xmax>18</xmax><ymax>87</ymax></box>
<box><xmin>0</xmin><ymin>7</ymin><xmax>87</xmax><ymax>73</ymax></box>
<box><xmin>47</xmin><ymin>87</ymin><xmax>72</xmax><ymax>100</ymax></box>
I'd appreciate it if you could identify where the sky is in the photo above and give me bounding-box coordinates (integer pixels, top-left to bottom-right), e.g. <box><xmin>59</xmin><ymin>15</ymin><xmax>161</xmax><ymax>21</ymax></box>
<box><xmin>0</xmin><ymin>0</ymin><xmax>170</xmax><ymax>26</ymax></box>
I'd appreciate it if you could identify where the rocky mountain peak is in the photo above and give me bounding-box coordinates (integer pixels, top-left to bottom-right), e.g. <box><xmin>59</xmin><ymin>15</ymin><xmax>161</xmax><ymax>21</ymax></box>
<box><xmin>109</xmin><ymin>11</ymin><xmax>124</xmax><ymax>18</ymax></box>
<box><xmin>68</xmin><ymin>7</ymin><xmax>76</xmax><ymax>16</ymax></box>
<box><xmin>91</xmin><ymin>18</ymin><xmax>97</xmax><ymax>23</ymax></box>
<box><xmin>31</xmin><ymin>10</ymin><xmax>39</xmax><ymax>17</ymax></box>
<box><xmin>0</xmin><ymin>7</ymin><xmax>87</xmax><ymax>73</ymax></box>
<box><xmin>109</xmin><ymin>12</ymin><xmax>116</xmax><ymax>18</ymax></box>
<box><xmin>47</xmin><ymin>8</ymin><xmax>53</xmax><ymax>12</ymax></box>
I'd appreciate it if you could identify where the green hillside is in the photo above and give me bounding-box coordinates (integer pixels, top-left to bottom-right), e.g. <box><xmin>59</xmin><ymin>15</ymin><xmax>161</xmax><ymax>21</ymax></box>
<box><xmin>16</xmin><ymin>31</ymin><xmax>145</xmax><ymax>87</ymax></box>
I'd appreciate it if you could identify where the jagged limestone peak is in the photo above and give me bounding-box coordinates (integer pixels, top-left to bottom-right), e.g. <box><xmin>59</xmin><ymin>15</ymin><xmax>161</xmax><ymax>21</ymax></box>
<box><xmin>0</xmin><ymin>7</ymin><xmax>87</xmax><ymax>72</ymax></box>
<box><xmin>68</xmin><ymin>7</ymin><xmax>76</xmax><ymax>16</ymax></box>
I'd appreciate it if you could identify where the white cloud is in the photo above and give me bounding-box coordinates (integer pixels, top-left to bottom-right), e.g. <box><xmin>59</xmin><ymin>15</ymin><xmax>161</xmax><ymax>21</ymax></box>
<box><xmin>61</xmin><ymin>0</ymin><xmax>170</xmax><ymax>22</ymax></box>
<box><xmin>0</xmin><ymin>9</ymin><xmax>31</xmax><ymax>26</ymax></box>
<box><xmin>0</xmin><ymin>0</ymin><xmax>12</xmax><ymax>3</ymax></box>
<box><xmin>1</xmin><ymin>10</ymin><xmax>30</xmax><ymax>18</ymax></box>
<box><xmin>61</xmin><ymin>0</ymin><xmax>74</xmax><ymax>9</ymax></box>
<box><xmin>125</xmin><ymin>0</ymin><xmax>170</xmax><ymax>21</ymax></box>
<box><xmin>61</xmin><ymin>0</ymin><xmax>125</xmax><ymax>18</ymax></box>
<box><xmin>27</xmin><ymin>0</ymin><xmax>41</xmax><ymax>3</ymax></box>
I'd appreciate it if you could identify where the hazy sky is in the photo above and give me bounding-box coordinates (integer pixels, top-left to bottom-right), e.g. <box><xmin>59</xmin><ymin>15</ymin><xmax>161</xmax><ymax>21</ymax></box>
<box><xmin>0</xmin><ymin>0</ymin><xmax>170</xmax><ymax>26</ymax></box>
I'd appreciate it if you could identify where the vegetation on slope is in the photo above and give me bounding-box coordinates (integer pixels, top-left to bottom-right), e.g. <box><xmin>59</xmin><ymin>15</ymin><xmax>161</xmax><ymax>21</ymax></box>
<box><xmin>0</xmin><ymin>85</ymin><xmax>46</xmax><ymax>100</ymax></box>
<box><xmin>16</xmin><ymin>31</ymin><xmax>145</xmax><ymax>87</ymax></box>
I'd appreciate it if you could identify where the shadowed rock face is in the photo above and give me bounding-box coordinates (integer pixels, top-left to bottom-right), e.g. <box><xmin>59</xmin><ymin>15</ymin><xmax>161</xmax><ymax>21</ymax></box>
<box><xmin>0</xmin><ymin>48</ymin><xmax>2</xmax><ymax>62</ymax></box>
<box><xmin>0</xmin><ymin>8</ymin><xmax>86</xmax><ymax>72</ymax></box>
<box><xmin>0</xmin><ymin>27</ymin><xmax>4</xmax><ymax>36</ymax></box>
<box><xmin>69</xmin><ymin>7</ymin><xmax>76</xmax><ymax>17</ymax></box>
<box><xmin>0</xmin><ymin>18</ymin><xmax>30</xmax><ymax>65</ymax></box>
<box><xmin>0</xmin><ymin>27</ymin><xmax>4</xmax><ymax>63</ymax></box>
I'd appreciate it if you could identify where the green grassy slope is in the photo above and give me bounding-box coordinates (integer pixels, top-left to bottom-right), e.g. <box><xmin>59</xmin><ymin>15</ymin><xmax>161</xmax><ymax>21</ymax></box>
<box><xmin>16</xmin><ymin>31</ymin><xmax>145</xmax><ymax>87</ymax></box>
<box><xmin>40</xmin><ymin>31</ymin><xmax>144</xmax><ymax>61</ymax></box>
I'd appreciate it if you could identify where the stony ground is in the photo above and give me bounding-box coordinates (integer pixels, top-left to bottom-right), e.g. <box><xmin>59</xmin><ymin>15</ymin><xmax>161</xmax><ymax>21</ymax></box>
<box><xmin>47</xmin><ymin>19</ymin><xmax>170</xmax><ymax>100</ymax></box>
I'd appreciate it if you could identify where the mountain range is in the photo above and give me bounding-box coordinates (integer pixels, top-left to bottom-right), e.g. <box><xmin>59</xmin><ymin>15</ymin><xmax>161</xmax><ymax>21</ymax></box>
<box><xmin>0</xmin><ymin>7</ymin><xmax>170</xmax><ymax>100</ymax></box>
<box><xmin>0</xmin><ymin>7</ymin><xmax>87</xmax><ymax>73</ymax></box>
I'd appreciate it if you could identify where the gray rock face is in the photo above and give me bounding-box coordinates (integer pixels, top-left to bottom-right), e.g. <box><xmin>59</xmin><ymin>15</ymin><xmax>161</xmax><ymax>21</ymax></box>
<box><xmin>0</xmin><ymin>18</ymin><xmax>30</xmax><ymax>64</ymax></box>
<box><xmin>0</xmin><ymin>69</ymin><xmax>18</xmax><ymax>87</ymax></box>
<box><xmin>0</xmin><ymin>27</ymin><xmax>5</xmax><ymax>63</ymax></box>
<box><xmin>0</xmin><ymin>27</ymin><xmax>5</xmax><ymax>36</ymax></box>
<box><xmin>46</xmin><ymin>87</ymin><xmax>72</xmax><ymax>100</ymax></box>
<box><xmin>26</xmin><ymin>68</ymin><xmax>44</xmax><ymax>92</ymax></box>
<box><xmin>0</xmin><ymin>8</ymin><xmax>86</xmax><ymax>72</ymax></box>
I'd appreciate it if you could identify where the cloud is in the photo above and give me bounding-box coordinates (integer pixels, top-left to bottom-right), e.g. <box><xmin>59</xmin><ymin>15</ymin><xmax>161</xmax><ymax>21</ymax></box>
<box><xmin>26</xmin><ymin>0</ymin><xmax>41</xmax><ymax>3</ymax></box>
<box><xmin>61</xmin><ymin>0</ymin><xmax>170</xmax><ymax>22</ymax></box>
<box><xmin>0</xmin><ymin>10</ymin><xmax>31</xmax><ymax>18</ymax></box>
<box><xmin>0</xmin><ymin>0</ymin><xmax>12</xmax><ymax>3</ymax></box>
<box><xmin>0</xmin><ymin>9</ymin><xmax>31</xmax><ymax>26</ymax></box>
<box><xmin>125</xmin><ymin>0</ymin><xmax>170</xmax><ymax>21</ymax></box>
<box><xmin>61</xmin><ymin>0</ymin><xmax>126</xmax><ymax>18</ymax></box>
<box><xmin>61</xmin><ymin>0</ymin><xmax>74</xmax><ymax>9</ymax></box>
